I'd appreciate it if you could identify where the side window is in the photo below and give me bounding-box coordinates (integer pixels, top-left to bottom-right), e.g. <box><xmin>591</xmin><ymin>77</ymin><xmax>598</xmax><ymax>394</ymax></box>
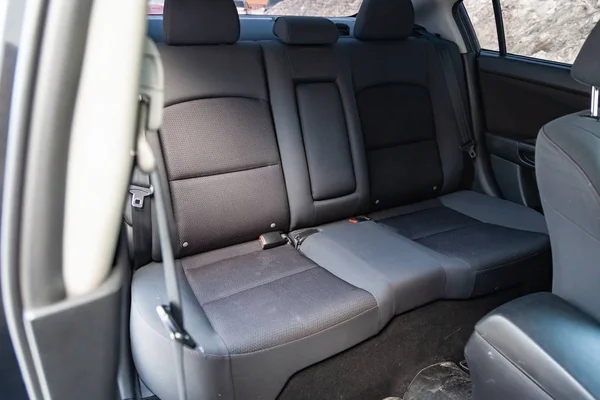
<box><xmin>462</xmin><ymin>0</ymin><xmax>600</xmax><ymax>65</ymax></box>
<box><xmin>462</xmin><ymin>0</ymin><xmax>499</xmax><ymax>52</ymax></box>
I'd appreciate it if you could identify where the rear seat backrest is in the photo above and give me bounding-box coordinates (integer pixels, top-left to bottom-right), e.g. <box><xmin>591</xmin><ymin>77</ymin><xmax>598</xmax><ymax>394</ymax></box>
<box><xmin>349</xmin><ymin>0</ymin><xmax>465</xmax><ymax>210</ymax></box>
<box><xmin>262</xmin><ymin>17</ymin><xmax>369</xmax><ymax>229</ymax></box>
<box><xmin>157</xmin><ymin>0</ymin><xmax>290</xmax><ymax>257</ymax></box>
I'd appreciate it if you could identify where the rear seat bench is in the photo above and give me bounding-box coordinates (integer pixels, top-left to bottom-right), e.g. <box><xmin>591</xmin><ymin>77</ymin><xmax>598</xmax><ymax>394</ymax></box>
<box><xmin>295</xmin><ymin>0</ymin><xmax>549</xmax><ymax>301</ymax></box>
<box><xmin>130</xmin><ymin>0</ymin><xmax>550</xmax><ymax>399</ymax></box>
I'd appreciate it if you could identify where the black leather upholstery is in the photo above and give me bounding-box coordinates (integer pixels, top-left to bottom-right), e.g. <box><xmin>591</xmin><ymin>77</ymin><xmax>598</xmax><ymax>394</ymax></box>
<box><xmin>465</xmin><ymin>293</ymin><xmax>600</xmax><ymax>400</ymax></box>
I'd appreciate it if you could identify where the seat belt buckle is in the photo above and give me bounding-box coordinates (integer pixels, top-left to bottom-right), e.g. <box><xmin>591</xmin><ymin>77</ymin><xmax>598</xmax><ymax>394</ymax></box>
<box><xmin>460</xmin><ymin>141</ymin><xmax>477</xmax><ymax>159</ymax></box>
<box><xmin>129</xmin><ymin>184</ymin><xmax>154</xmax><ymax>209</ymax></box>
<box><xmin>156</xmin><ymin>305</ymin><xmax>196</xmax><ymax>349</ymax></box>
<box><xmin>291</xmin><ymin>228</ymin><xmax>320</xmax><ymax>249</ymax></box>
<box><xmin>349</xmin><ymin>216</ymin><xmax>371</xmax><ymax>224</ymax></box>
<box><xmin>259</xmin><ymin>231</ymin><xmax>288</xmax><ymax>250</ymax></box>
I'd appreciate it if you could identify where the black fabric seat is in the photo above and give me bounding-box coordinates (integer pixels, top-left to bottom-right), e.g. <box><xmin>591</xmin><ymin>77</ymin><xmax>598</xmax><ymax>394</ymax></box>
<box><xmin>262</xmin><ymin>17</ymin><xmax>448</xmax><ymax>324</ymax></box>
<box><xmin>370</xmin><ymin>190</ymin><xmax>549</xmax><ymax>297</ymax></box>
<box><xmin>130</xmin><ymin>0</ymin><xmax>551</xmax><ymax>398</ymax></box>
<box><xmin>132</xmin><ymin>243</ymin><xmax>377</xmax><ymax>400</ymax></box>
<box><xmin>287</xmin><ymin>0</ymin><xmax>549</xmax><ymax>301</ymax></box>
<box><xmin>343</xmin><ymin>0</ymin><xmax>550</xmax><ymax>297</ymax></box>
<box><xmin>130</xmin><ymin>2</ymin><xmax>379</xmax><ymax>399</ymax></box>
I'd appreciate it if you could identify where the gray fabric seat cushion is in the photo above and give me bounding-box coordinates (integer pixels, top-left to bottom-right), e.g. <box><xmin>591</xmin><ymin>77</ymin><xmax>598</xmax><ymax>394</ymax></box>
<box><xmin>371</xmin><ymin>191</ymin><xmax>550</xmax><ymax>297</ymax></box>
<box><xmin>131</xmin><ymin>243</ymin><xmax>379</xmax><ymax>400</ymax></box>
<box><xmin>382</xmin><ymin>206</ymin><xmax>548</xmax><ymax>272</ymax></box>
<box><xmin>182</xmin><ymin>245</ymin><xmax>377</xmax><ymax>354</ymax></box>
<box><xmin>297</xmin><ymin>220</ymin><xmax>447</xmax><ymax>327</ymax></box>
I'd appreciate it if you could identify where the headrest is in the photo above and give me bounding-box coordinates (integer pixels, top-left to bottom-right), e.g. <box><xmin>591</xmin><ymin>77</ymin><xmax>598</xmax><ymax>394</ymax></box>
<box><xmin>572</xmin><ymin>21</ymin><xmax>600</xmax><ymax>88</ymax></box>
<box><xmin>163</xmin><ymin>0</ymin><xmax>240</xmax><ymax>45</ymax></box>
<box><xmin>273</xmin><ymin>17</ymin><xmax>339</xmax><ymax>45</ymax></box>
<box><xmin>354</xmin><ymin>0</ymin><xmax>414</xmax><ymax>41</ymax></box>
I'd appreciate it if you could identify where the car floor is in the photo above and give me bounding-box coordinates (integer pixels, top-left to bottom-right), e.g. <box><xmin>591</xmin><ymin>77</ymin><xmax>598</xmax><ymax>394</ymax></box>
<box><xmin>277</xmin><ymin>287</ymin><xmax>524</xmax><ymax>400</ymax></box>
<box><xmin>0</xmin><ymin>291</ymin><xmax>29</xmax><ymax>400</ymax></box>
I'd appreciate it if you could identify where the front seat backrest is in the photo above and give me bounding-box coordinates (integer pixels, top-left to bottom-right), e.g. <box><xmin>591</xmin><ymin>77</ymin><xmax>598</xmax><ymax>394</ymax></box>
<box><xmin>536</xmin><ymin>21</ymin><xmax>600</xmax><ymax>322</ymax></box>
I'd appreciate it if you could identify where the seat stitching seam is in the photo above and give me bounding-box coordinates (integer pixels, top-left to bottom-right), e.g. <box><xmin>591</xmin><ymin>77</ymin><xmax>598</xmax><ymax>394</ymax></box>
<box><xmin>197</xmin><ymin>264</ymin><xmax>319</xmax><ymax>306</ymax></box>
<box><xmin>165</xmin><ymin>94</ymin><xmax>269</xmax><ymax>108</ymax></box>
<box><xmin>367</xmin><ymin>137</ymin><xmax>436</xmax><ymax>152</ymax></box>
<box><xmin>389</xmin><ymin>220</ymin><xmax>479</xmax><ymax>241</ymax></box>
<box><xmin>474</xmin><ymin>247</ymin><xmax>548</xmax><ymax>273</ymax></box>
<box><xmin>541</xmin><ymin>128</ymin><xmax>600</xmax><ymax>205</ymax></box>
<box><xmin>542</xmin><ymin>198</ymin><xmax>600</xmax><ymax>244</ymax></box>
<box><xmin>170</xmin><ymin>162</ymin><xmax>281</xmax><ymax>183</ymax></box>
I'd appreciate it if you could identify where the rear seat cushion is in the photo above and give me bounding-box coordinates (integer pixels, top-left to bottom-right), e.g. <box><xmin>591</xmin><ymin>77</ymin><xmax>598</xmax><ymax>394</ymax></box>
<box><xmin>297</xmin><ymin>220</ymin><xmax>447</xmax><ymax>326</ymax></box>
<box><xmin>370</xmin><ymin>191</ymin><xmax>550</xmax><ymax>297</ymax></box>
<box><xmin>131</xmin><ymin>244</ymin><xmax>379</xmax><ymax>400</ymax></box>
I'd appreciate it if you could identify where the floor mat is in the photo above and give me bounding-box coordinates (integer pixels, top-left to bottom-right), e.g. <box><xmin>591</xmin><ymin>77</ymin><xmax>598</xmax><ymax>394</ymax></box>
<box><xmin>403</xmin><ymin>362</ymin><xmax>471</xmax><ymax>400</ymax></box>
<box><xmin>277</xmin><ymin>288</ymin><xmax>520</xmax><ymax>400</ymax></box>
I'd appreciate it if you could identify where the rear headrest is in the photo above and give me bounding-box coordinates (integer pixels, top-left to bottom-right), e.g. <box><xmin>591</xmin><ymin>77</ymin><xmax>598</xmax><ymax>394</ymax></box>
<box><xmin>354</xmin><ymin>0</ymin><xmax>414</xmax><ymax>41</ymax></box>
<box><xmin>163</xmin><ymin>0</ymin><xmax>240</xmax><ymax>45</ymax></box>
<box><xmin>273</xmin><ymin>17</ymin><xmax>339</xmax><ymax>45</ymax></box>
<box><xmin>572</xmin><ymin>21</ymin><xmax>600</xmax><ymax>88</ymax></box>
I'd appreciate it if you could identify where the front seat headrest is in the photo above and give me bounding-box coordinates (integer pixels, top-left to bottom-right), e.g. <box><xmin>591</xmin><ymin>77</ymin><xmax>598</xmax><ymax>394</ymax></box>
<box><xmin>163</xmin><ymin>0</ymin><xmax>240</xmax><ymax>45</ymax></box>
<box><xmin>354</xmin><ymin>0</ymin><xmax>414</xmax><ymax>41</ymax></box>
<box><xmin>572</xmin><ymin>21</ymin><xmax>600</xmax><ymax>88</ymax></box>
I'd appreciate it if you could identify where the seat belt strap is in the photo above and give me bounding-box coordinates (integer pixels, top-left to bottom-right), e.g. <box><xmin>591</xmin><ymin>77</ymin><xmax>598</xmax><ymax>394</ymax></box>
<box><xmin>416</xmin><ymin>27</ymin><xmax>476</xmax><ymax>159</ymax></box>
<box><xmin>129</xmin><ymin>167</ymin><xmax>153</xmax><ymax>269</ymax></box>
<box><xmin>136</xmin><ymin>38</ymin><xmax>194</xmax><ymax>400</ymax></box>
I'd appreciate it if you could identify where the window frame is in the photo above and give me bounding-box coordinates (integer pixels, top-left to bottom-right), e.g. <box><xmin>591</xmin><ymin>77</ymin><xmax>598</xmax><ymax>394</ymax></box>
<box><xmin>457</xmin><ymin>0</ymin><xmax>576</xmax><ymax>68</ymax></box>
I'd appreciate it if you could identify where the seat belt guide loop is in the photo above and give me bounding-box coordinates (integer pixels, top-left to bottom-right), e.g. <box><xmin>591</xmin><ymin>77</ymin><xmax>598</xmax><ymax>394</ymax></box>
<box><xmin>461</xmin><ymin>141</ymin><xmax>477</xmax><ymax>159</ymax></box>
<box><xmin>156</xmin><ymin>305</ymin><xmax>197</xmax><ymax>349</ymax></box>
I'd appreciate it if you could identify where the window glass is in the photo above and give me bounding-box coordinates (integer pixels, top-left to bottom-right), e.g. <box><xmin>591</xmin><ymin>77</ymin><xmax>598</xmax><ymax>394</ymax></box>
<box><xmin>147</xmin><ymin>0</ymin><xmax>361</xmax><ymax>17</ymax></box>
<box><xmin>462</xmin><ymin>0</ymin><xmax>499</xmax><ymax>51</ymax></box>
<box><xmin>501</xmin><ymin>0</ymin><xmax>600</xmax><ymax>64</ymax></box>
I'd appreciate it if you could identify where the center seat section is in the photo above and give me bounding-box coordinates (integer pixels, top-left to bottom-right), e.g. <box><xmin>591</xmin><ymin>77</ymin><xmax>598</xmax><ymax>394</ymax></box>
<box><xmin>295</xmin><ymin>0</ymin><xmax>551</xmax><ymax>300</ymax></box>
<box><xmin>129</xmin><ymin>1</ymin><xmax>380</xmax><ymax>399</ymax></box>
<box><xmin>261</xmin><ymin>17</ymin><xmax>447</xmax><ymax>326</ymax></box>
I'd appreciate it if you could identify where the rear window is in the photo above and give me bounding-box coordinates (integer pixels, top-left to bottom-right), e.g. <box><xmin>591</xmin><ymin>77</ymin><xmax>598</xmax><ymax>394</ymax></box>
<box><xmin>147</xmin><ymin>0</ymin><xmax>361</xmax><ymax>17</ymax></box>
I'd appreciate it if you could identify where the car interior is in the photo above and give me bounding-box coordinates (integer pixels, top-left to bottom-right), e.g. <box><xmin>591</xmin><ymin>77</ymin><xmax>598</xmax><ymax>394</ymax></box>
<box><xmin>1</xmin><ymin>0</ymin><xmax>600</xmax><ymax>399</ymax></box>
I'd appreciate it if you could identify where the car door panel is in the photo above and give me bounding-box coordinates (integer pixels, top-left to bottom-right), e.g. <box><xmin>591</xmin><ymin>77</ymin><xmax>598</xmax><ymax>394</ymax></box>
<box><xmin>477</xmin><ymin>52</ymin><xmax>590</xmax><ymax>208</ymax></box>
